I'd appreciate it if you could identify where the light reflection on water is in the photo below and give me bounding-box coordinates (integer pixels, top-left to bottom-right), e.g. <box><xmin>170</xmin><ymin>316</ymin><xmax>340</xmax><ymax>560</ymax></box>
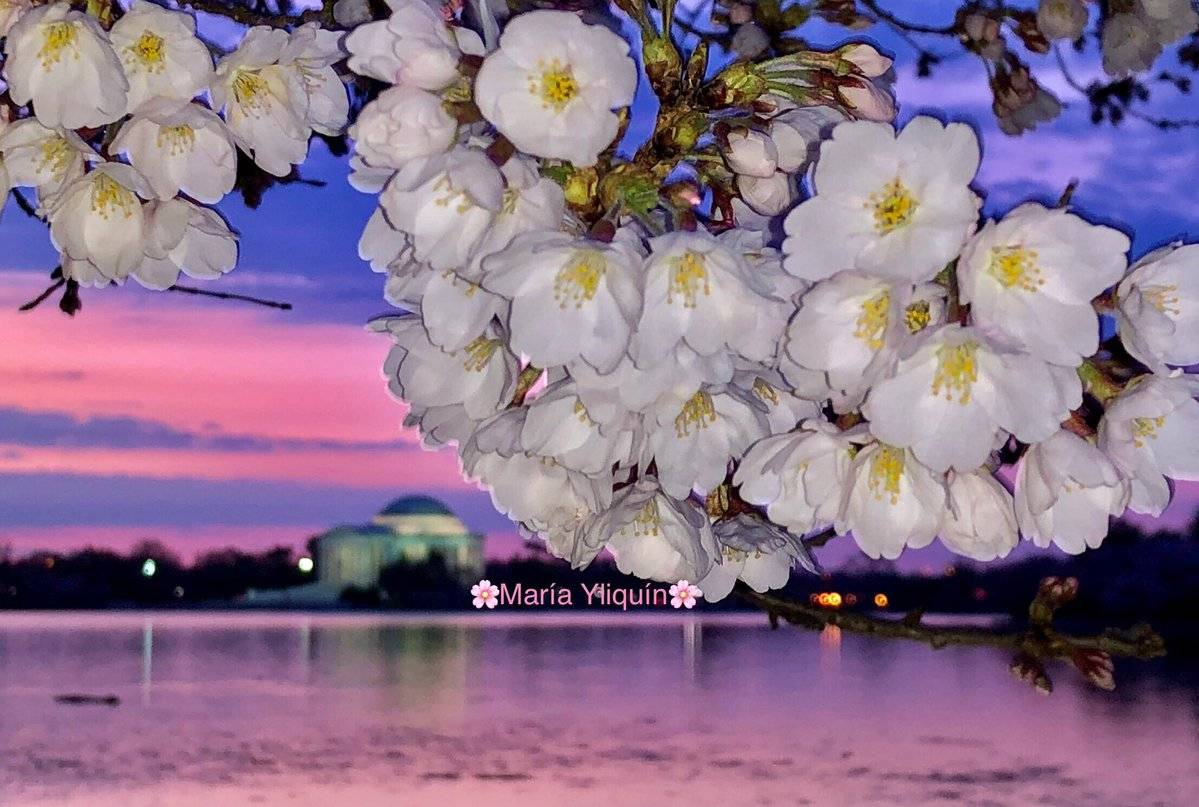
<box><xmin>0</xmin><ymin>612</ymin><xmax>1196</xmax><ymax>806</ymax></box>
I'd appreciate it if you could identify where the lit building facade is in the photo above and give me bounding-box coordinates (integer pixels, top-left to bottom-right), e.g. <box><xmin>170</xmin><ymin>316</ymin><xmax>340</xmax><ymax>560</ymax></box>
<box><xmin>312</xmin><ymin>496</ymin><xmax>484</xmax><ymax>589</ymax></box>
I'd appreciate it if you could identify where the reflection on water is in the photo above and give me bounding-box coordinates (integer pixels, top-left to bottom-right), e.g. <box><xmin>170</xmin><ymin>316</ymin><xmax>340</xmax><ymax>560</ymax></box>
<box><xmin>0</xmin><ymin>612</ymin><xmax>1196</xmax><ymax>806</ymax></box>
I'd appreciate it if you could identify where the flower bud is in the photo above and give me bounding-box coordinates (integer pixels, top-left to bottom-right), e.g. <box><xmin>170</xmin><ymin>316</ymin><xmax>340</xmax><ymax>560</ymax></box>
<box><xmin>837</xmin><ymin>76</ymin><xmax>896</xmax><ymax>122</ymax></box>
<box><xmin>643</xmin><ymin>35</ymin><xmax>683</xmax><ymax>99</ymax></box>
<box><xmin>837</xmin><ymin>43</ymin><xmax>893</xmax><ymax>77</ymax></box>
<box><xmin>702</xmin><ymin>62</ymin><xmax>768</xmax><ymax>109</ymax></box>
<box><xmin>770</xmin><ymin>106</ymin><xmax>844</xmax><ymax>173</ymax></box>
<box><xmin>724</xmin><ymin>128</ymin><xmax>779</xmax><ymax>178</ymax></box>
<box><xmin>1037</xmin><ymin>0</ymin><xmax>1088</xmax><ymax>42</ymax></box>
<box><xmin>737</xmin><ymin>171</ymin><xmax>794</xmax><ymax>216</ymax></box>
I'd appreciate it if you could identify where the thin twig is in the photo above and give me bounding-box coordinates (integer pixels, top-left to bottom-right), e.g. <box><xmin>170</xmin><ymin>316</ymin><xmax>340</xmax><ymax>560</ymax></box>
<box><xmin>10</xmin><ymin>188</ymin><xmax>39</xmax><ymax>219</ymax></box>
<box><xmin>18</xmin><ymin>279</ymin><xmax>65</xmax><ymax>311</ymax></box>
<box><xmin>859</xmin><ymin>0</ymin><xmax>956</xmax><ymax>36</ymax></box>
<box><xmin>182</xmin><ymin>0</ymin><xmax>337</xmax><ymax>28</ymax></box>
<box><xmin>166</xmin><ymin>283</ymin><xmax>293</xmax><ymax>310</ymax></box>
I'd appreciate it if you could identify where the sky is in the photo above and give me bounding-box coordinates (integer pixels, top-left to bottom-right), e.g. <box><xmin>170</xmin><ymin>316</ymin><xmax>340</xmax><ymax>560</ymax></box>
<box><xmin>2</xmin><ymin>2</ymin><xmax>1198</xmax><ymax>565</ymax></box>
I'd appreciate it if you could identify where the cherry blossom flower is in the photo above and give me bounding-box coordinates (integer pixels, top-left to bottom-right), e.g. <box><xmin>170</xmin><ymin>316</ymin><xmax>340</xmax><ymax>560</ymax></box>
<box><xmin>698</xmin><ymin>515</ymin><xmax>815</xmax><ymax>602</ymax></box>
<box><xmin>135</xmin><ymin>198</ymin><xmax>238</xmax><ymax>290</ymax></box>
<box><xmin>1098</xmin><ymin>373</ymin><xmax>1199</xmax><ymax>516</ymax></box>
<box><xmin>481</xmin><ymin>230</ymin><xmax>642</xmax><ymax>373</ymax></box>
<box><xmin>4</xmin><ymin>3</ymin><xmax>128</xmax><ymax>130</ymax></box>
<box><xmin>110</xmin><ymin>99</ymin><xmax>237</xmax><ymax>204</ymax></box>
<box><xmin>837</xmin><ymin>441</ymin><xmax>947</xmax><ymax>560</ymax></box>
<box><xmin>49</xmin><ymin>162</ymin><xmax>151</xmax><ymax>284</ymax></box>
<box><xmin>349</xmin><ymin>85</ymin><xmax>457</xmax><ymax>173</ymax></box>
<box><xmin>940</xmin><ymin>469</ymin><xmax>1019</xmax><ymax>561</ymax></box>
<box><xmin>345</xmin><ymin>0</ymin><xmax>464</xmax><ymax>91</ymax></box>
<box><xmin>379</xmin><ymin>147</ymin><xmax>503</xmax><ymax>271</ymax></box>
<box><xmin>782</xmin><ymin>116</ymin><xmax>981</xmax><ymax>283</ymax></box>
<box><xmin>279</xmin><ymin>22</ymin><xmax>349</xmax><ymax>137</ymax></box>
<box><xmin>735</xmin><ymin>419</ymin><xmax>866</xmax><ymax>535</ymax></box>
<box><xmin>587</xmin><ymin>477</ymin><xmax>720</xmax><ymax>583</ymax></box>
<box><xmin>212</xmin><ymin>27</ymin><xmax>310</xmax><ymax>177</ymax></box>
<box><xmin>632</xmin><ymin>230</ymin><xmax>779</xmax><ymax>367</ymax></box>
<box><xmin>109</xmin><ymin>1</ymin><xmax>213</xmax><ymax>109</ymax></box>
<box><xmin>0</xmin><ymin>118</ymin><xmax>98</xmax><ymax>200</ymax></box>
<box><xmin>1115</xmin><ymin>243</ymin><xmax>1199</xmax><ymax>370</ymax></box>
<box><xmin>1015</xmin><ymin>430</ymin><xmax>1130</xmax><ymax>554</ymax></box>
<box><xmin>642</xmin><ymin>386</ymin><xmax>770</xmax><ymax>498</ymax></box>
<box><xmin>957</xmin><ymin>203</ymin><xmax>1130</xmax><ymax>367</ymax></box>
<box><xmin>862</xmin><ymin>324</ymin><xmax>1080</xmax><ymax>472</ymax></box>
<box><xmin>474</xmin><ymin>10</ymin><xmax>637</xmax><ymax>167</ymax></box>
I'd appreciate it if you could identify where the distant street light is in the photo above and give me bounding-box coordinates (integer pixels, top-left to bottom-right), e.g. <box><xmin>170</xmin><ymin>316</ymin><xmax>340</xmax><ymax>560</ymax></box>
<box><xmin>141</xmin><ymin>559</ymin><xmax>157</xmax><ymax>578</ymax></box>
<box><xmin>297</xmin><ymin>557</ymin><xmax>314</xmax><ymax>574</ymax></box>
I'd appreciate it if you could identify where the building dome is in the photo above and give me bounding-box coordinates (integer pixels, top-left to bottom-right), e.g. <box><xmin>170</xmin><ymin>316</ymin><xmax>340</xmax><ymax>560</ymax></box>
<box><xmin>378</xmin><ymin>495</ymin><xmax>455</xmax><ymax>518</ymax></box>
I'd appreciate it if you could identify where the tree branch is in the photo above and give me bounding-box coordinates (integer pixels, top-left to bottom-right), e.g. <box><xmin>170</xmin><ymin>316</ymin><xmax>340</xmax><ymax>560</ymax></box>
<box><xmin>181</xmin><ymin>0</ymin><xmax>336</xmax><ymax>29</ymax></box>
<box><xmin>18</xmin><ymin>278</ymin><xmax>65</xmax><ymax>311</ymax></box>
<box><xmin>166</xmin><ymin>283</ymin><xmax>293</xmax><ymax>310</ymax></box>
<box><xmin>736</xmin><ymin>576</ymin><xmax>1166</xmax><ymax>692</ymax></box>
<box><xmin>859</xmin><ymin>0</ymin><xmax>956</xmax><ymax>36</ymax></box>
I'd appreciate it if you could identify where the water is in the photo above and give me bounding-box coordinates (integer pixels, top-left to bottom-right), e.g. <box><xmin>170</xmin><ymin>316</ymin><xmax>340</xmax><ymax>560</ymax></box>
<box><xmin>0</xmin><ymin>612</ymin><xmax>1196</xmax><ymax>806</ymax></box>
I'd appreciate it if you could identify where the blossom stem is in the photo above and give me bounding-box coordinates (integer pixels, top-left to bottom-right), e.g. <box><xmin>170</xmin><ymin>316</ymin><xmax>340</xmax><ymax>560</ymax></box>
<box><xmin>1076</xmin><ymin>359</ymin><xmax>1123</xmax><ymax>405</ymax></box>
<box><xmin>165</xmin><ymin>283</ymin><xmax>293</xmax><ymax>310</ymax></box>
<box><xmin>17</xmin><ymin>278</ymin><xmax>66</xmax><ymax>312</ymax></box>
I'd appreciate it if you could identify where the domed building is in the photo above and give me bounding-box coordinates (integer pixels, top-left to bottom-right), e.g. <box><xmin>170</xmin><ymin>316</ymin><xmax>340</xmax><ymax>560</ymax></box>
<box><xmin>314</xmin><ymin>496</ymin><xmax>484</xmax><ymax>590</ymax></box>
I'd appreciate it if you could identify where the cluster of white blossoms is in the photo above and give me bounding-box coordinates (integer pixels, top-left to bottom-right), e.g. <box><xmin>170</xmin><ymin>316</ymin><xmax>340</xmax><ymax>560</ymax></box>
<box><xmin>4</xmin><ymin>2</ymin><xmax>1194</xmax><ymax>602</ymax></box>
<box><xmin>342</xmin><ymin>4</ymin><xmax>1199</xmax><ymax>601</ymax></box>
<box><xmin>0</xmin><ymin>1</ymin><xmax>350</xmax><ymax>288</ymax></box>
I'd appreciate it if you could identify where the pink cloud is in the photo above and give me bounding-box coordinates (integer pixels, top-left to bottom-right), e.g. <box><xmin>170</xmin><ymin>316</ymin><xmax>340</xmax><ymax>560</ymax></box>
<box><xmin>0</xmin><ymin>274</ymin><xmax>406</xmax><ymax>443</ymax></box>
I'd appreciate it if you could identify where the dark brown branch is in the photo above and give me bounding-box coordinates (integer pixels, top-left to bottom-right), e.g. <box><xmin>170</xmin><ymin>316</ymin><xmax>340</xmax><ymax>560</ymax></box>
<box><xmin>10</xmin><ymin>188</ymin><xmax>39</xmax><ymax>219</ymax></box>
<box><xmin>166</xmin><ymin>283</ymin><xmax>293</xmax><ymax>310</ymax></box>
<box><xmin>737</xmin><ymin>577</ymin><xmax>1166</xmax><ymax>691</ymax></box>
<box><xmin>18</xmin><ymin>278</ymin><xmax>65</xmax><ymax>311</ymax></box>
<box><xmin>181</xmin><ymin>0</ymin><xmax>337</xmax><ymax>29</ymax></box>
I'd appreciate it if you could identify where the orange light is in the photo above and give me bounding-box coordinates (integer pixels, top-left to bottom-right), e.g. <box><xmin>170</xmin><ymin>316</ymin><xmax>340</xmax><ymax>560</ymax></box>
<box><xmin>817</xmin><ymin>593</ymin><xmax>830</xmax><ymax>606</ymax></box>
<box><xmin>873</xmin><ymin>593</ymin><xmax>889</xmax><ymax>608</ymax></box>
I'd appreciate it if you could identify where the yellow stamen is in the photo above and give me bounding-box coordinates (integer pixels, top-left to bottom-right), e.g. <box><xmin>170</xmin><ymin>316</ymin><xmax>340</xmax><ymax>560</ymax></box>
<box><xmin>155</xmin><ymin>125</ymin><xmax>196</xmax><ymax>155</ymax></box>
<box><xmin>904</xmin><ymin>300</ymin><xmax>932</xmax><ymax>333</ymax></box>
<box><xmin>461</xmin><ymin>336</ymin><xmax>501</xmax><ymax>372</ymax></box>
<box><xmin>573</xmin><ymin>399</ymin><xmax>592</xmax><ymax>425</ymax></box>
<box><xmin>631</xmin><ymin>498</ymin><xmax>662</xmax><ymax>537</ymax></box>
<box><xmin>36</xmin><ymin>136</ymin><xmax>73</xmax><ymax>180</ymax></box>
<box><xmin>931</xmin><ymin>341</ymin><xmax>979</xmax><ymax>405</ymax></box>
<box><xmin>1144</xmin><ymin>284</ymin><xmax>1180</xmax><ymax>317</ymax></box>
<box><xmin>752</xmin><ymin>378</ymin><xmax>780</xmax><ymax>406</ymax></box>
<box><xmin>89</xmin><ymin>174</ymin><xmax>137</xmax><ymax>220</ymax></box>
<box><xmin>432</xmin><ymin>175</ymin><xmax>474</xmax><ymax>215</ymax></box>
<box><xmin>854</xmin><ymin>290</ymin><xmax>890</xmax><ymax>351</ymax></box>
<box><xmin>554</xmin><ymin>250</ymin><xmax>606</xmax><ymax>309</ymax></box>
<box><xmin>1132</xmin><ymin>415</ymin><xmax>1166</xmax><ymax>448</ymax></box>
<box><xmin>667</xmin><ymin>250</ymin><xmax>711</xmax><ymax>308</ymax></box>
<box><xmin>674</xmin><ymin>390</ymin><xmax>717</xmax><ymax>437</ymax></box>
<box><xmin>231</xmin><ymin>70</ymin><xmax>270</xmax><ymax>111</ymax></box>
<box><xmin>529</xmin><ymin>60</ymin><xmax>578</xmax><ymax>111</ymax></box>
<box><xmin>987</xmin><ymin>245</ymin><xmax>1043</xmax><ymax>292</ymax></box>
<box><xmin>38</xmin><ymin>22</ymin><xmax>78</xmax><ymax>69</ymax></box>
<box><xmin>867</xmin><ymin>177</ymin><xmax>917</xmax><ymax>234</ymax></box>
<box><xmin>722</xmin><ymin>546</ymin><xmax>750</xmax><ymax>562</ymax></box>
<box><xmin>126</xmin><ymin>31</ymin><xmax>166</xmax><ymax>72</ymax></box>
<box><xmin>867</xmin><ymin>444</ymin><xmax>905</xmax><ymax>505</ymax></box>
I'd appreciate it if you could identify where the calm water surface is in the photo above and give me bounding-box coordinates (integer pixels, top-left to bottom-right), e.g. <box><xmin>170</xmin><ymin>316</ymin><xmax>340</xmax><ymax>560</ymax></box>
<box><xmin>0</xmin><ymin>612</ymin><xmax>1196</xmax><ymax>806</ymax></box>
